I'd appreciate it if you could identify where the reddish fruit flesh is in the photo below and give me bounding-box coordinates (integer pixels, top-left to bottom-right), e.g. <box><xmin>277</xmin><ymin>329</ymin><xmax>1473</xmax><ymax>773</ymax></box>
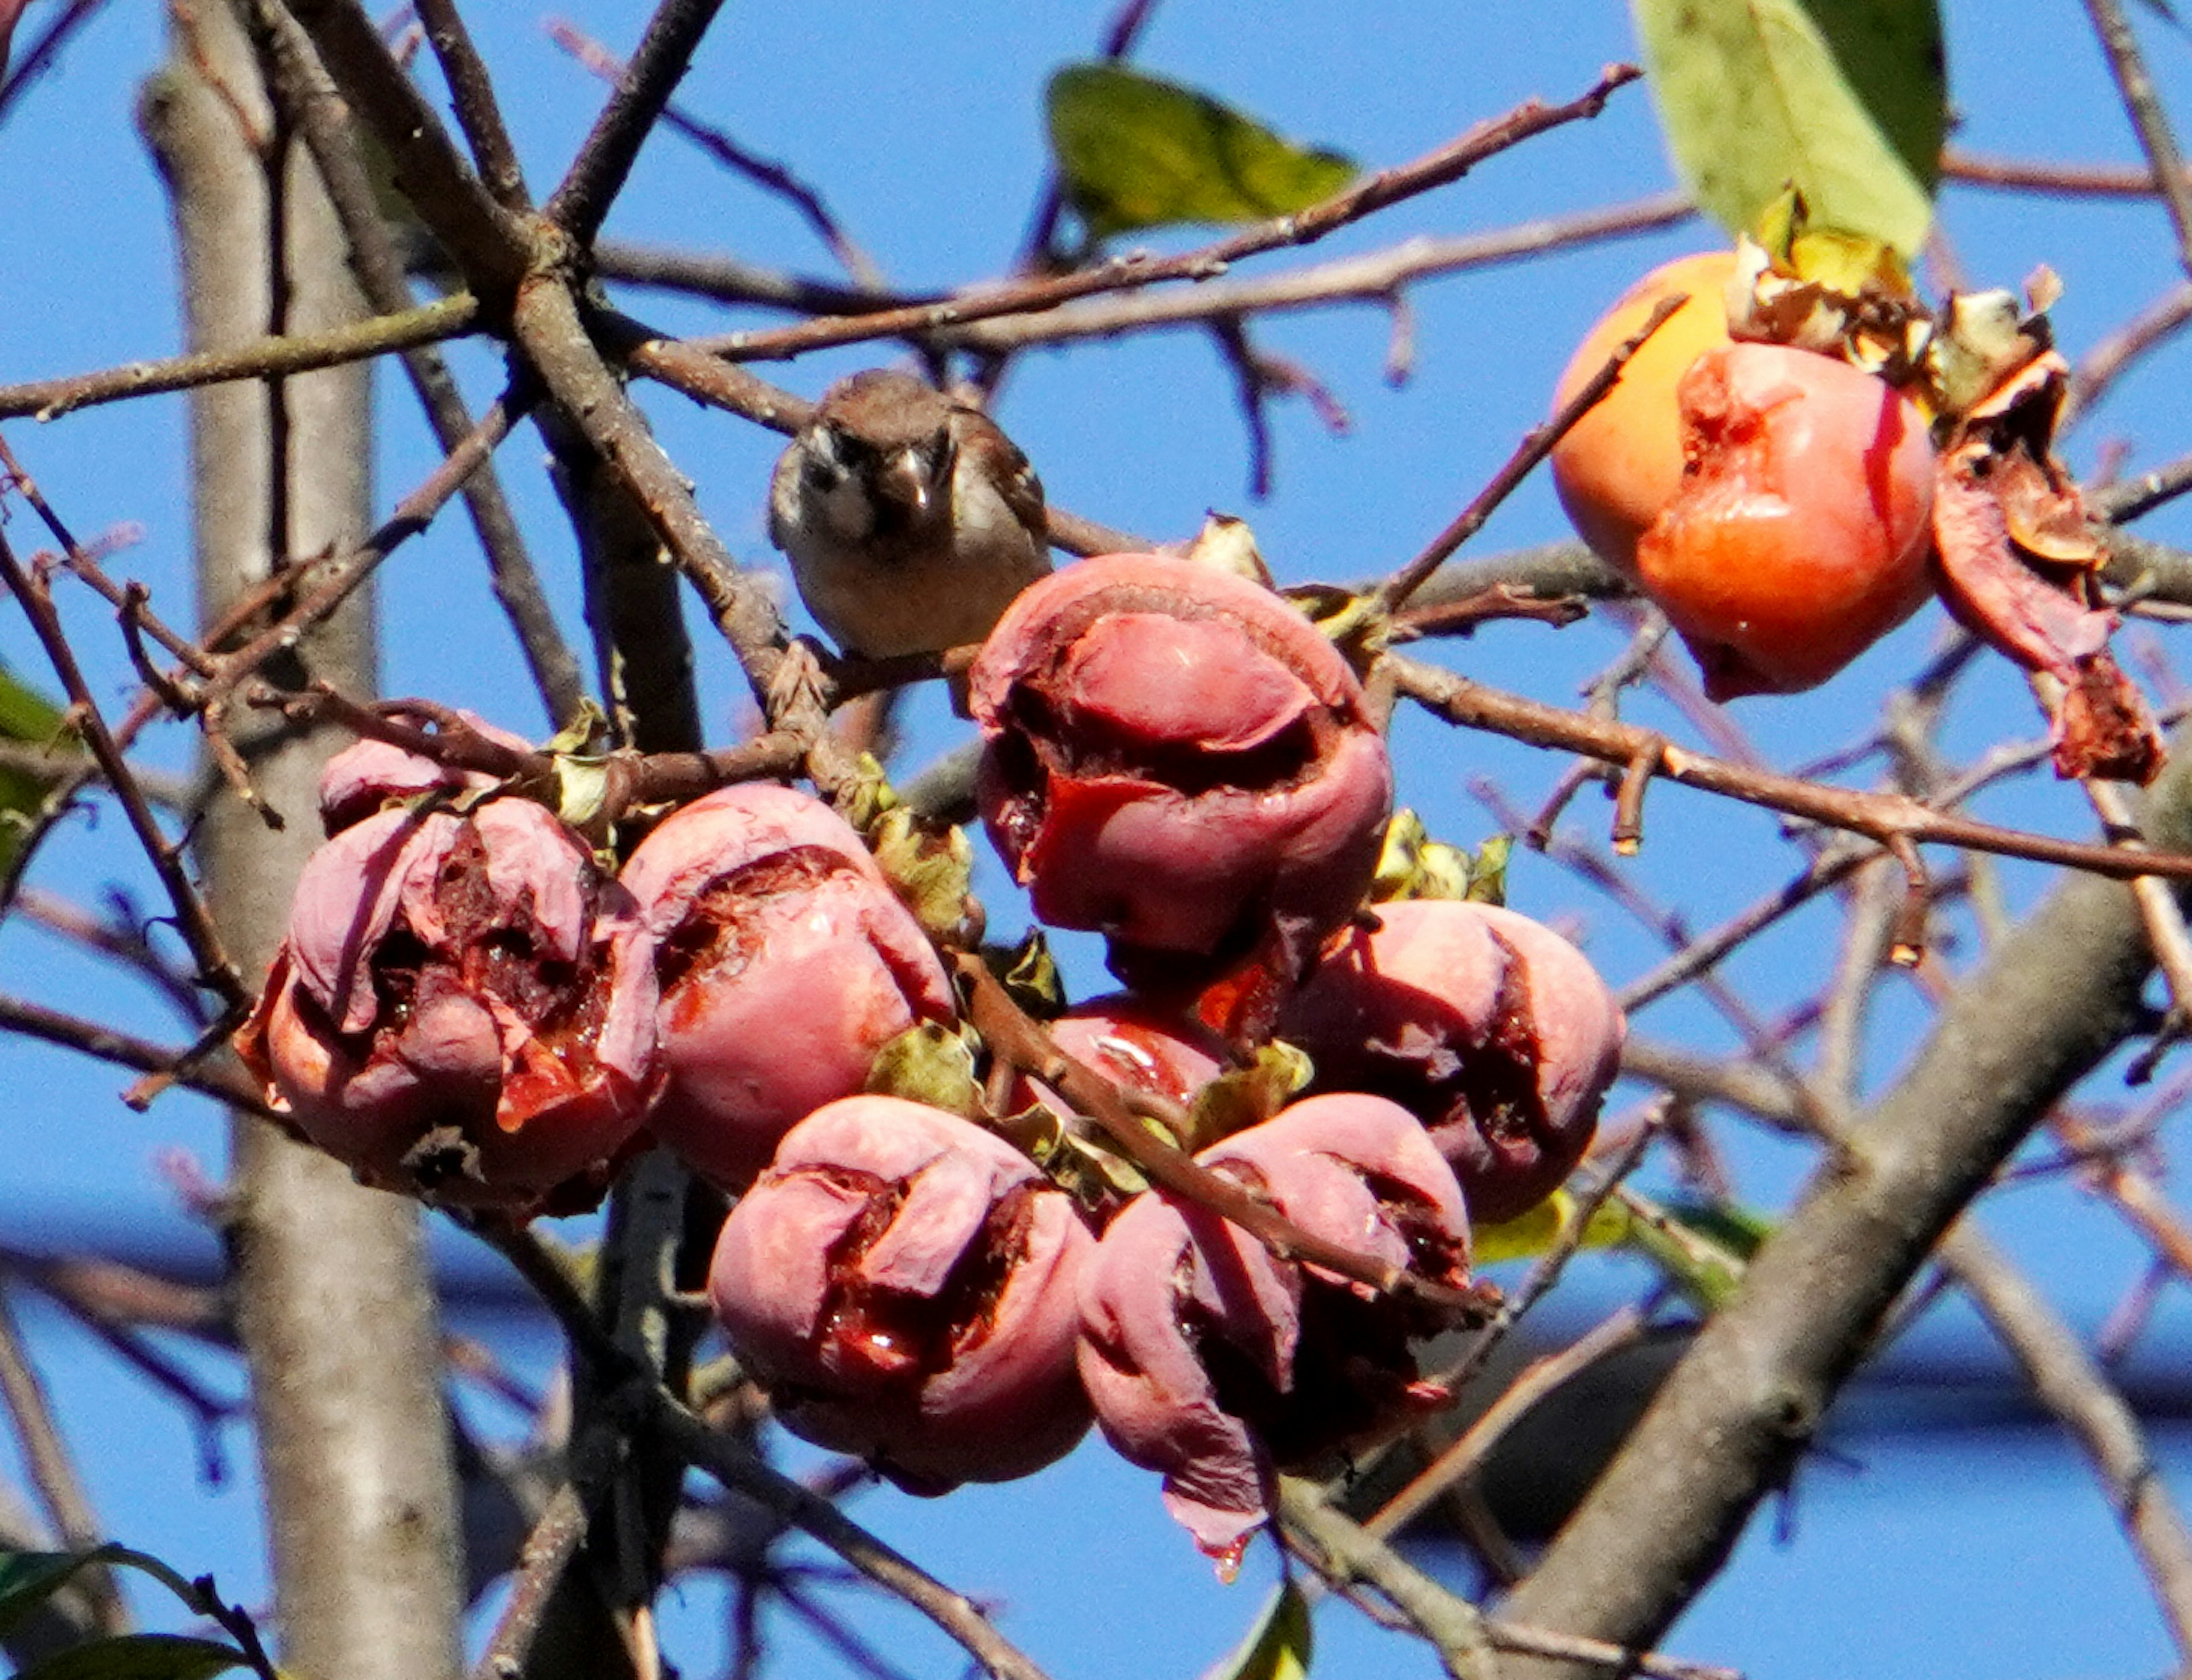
<box><xmin>970</xmin><ymin>553</ymin><xmax>1392</xmax><ymax>982</ymax></box>
<box><xmin>1639</xmin><ymin>342</ymin><xmax>1936</xmax><ymax>699</ymax></box>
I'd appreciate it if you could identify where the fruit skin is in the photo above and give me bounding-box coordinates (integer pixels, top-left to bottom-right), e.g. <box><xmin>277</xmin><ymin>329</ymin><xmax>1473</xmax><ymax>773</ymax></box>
<box><xmin>1278</xmin><ymin>900</ymin><xmax>1624</xmax><ymax>1223</ymax></box>
<box><xmin>1639</xmin><ymin>341</ymin><xmax>1936</xmax><ymax>699</ymax></box>
<box><xmin>235</xmin><ymin>799</ymin><xmax>659</xmax><ymax>1213</ymax></box>
<box><xmin>969</xmin><ymin>552</ymin><xmax>1392</xmax><ymax>983</ymax></box>
<box><xmin>707</xmin><ymin>1096</ymin><xmax>1095</xmax><ymax>1494</ymax></box>
<box><xmin>1042</xmin><ymin>994</ymin><xmax>1230</xmax><ymax>1107</ymax></box>
<box><xmin>1075</xmin><ymin>1094</ymin><xmax>1473</xmax><ymax>1567</ymax></box>
<box><xmin>617</xmin><ymin>784</ymin><xmax>957</xmax><ymax>1192</ymax></box>
<box><xmin>1550</xmin><ymin>252</ymin><xmax>1737</xmax><ymax>579</ymax></box>
<box><xmin>316</xmin><ymin>710</ymin><xmax>533</xmax><ymax>837</ymax></box>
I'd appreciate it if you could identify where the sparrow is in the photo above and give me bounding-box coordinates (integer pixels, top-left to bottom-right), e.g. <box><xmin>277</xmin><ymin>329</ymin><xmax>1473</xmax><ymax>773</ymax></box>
<box><xmin>769</xmin><ymin>369</ymin><xmax>1051</xmax><ymax>660</ymax></box>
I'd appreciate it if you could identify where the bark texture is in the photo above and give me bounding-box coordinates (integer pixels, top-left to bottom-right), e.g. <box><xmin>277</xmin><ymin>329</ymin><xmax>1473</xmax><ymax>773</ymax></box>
<box><xmin>142</xmin><ymin>7</ymin><xmax>465</xmax><ymax>1678</ymax></box>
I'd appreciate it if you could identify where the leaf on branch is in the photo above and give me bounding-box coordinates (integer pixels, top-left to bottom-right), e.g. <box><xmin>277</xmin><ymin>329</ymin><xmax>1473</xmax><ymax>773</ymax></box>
<box><xmin>1618</xmin><ymin>1194</ymin><xmax>1770</xmax><ymax>1311</ymax></box>
<box><xmin>0</xmin><ymin>1548</ymin><xmax>261</xmax><ymax>1680</ymax></box>
<box><xmin>0</xmin><ymin>660</ymin><xmax>78</xmax><ymax>881</ymax></box>
<box><xmin>1200</xmin><ymin>1580</ymin><xmax>1312</xmax><ymax>1680</ymax></box>
<box><xmin>1631</xmin><ymin>0</ymin><xmax>1945</xmax><ymax>256</ymax></box>
<box><xmin>17</xmin><ymin>1633</ymin><xmax>249</xmax><ymax>1680</ymax></box>
<box><xmin>1046</xmin><ymin>64</ymin><xmax>1356</xmax><ymax>241</ymax></box>
<box><xmin>1472</xmin><ymin>1187</ymin><xmax>1631</xmax><ymax>1265</ymax></box>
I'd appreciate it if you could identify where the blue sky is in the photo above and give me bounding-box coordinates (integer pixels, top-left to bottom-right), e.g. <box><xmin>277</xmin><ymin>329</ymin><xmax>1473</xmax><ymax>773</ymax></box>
<box><xmin>6</xmin><ymin>3</ymin><xmax>2192</xmax><ymax>1677</ymax></box>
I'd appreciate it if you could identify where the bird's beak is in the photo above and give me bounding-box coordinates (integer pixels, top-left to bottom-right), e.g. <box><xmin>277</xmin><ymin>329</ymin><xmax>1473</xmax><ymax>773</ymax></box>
<box><xmin>877</xmin><ymin>450</ymin><xmax>937</xmax><ymax>519</ymax></box>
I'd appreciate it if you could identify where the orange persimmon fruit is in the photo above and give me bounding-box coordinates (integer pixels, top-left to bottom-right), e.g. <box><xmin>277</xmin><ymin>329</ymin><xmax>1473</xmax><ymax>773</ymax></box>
<box><xmin>1550</xmin><ymin>252</ymin><xmax>1738</xmax><ymax>578</ymax></box>
<box><xmin>1550</xmin><ymin>253</ymin><xmax>1937</xmax><ymax>700</ymax></box>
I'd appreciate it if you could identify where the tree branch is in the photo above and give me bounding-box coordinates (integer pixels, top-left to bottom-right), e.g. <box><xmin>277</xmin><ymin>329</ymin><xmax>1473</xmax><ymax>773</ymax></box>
<box><xmin>1496</xmin><ymin>734</ymin><xmax>2192</xmax><ymax>1674</ymax></box>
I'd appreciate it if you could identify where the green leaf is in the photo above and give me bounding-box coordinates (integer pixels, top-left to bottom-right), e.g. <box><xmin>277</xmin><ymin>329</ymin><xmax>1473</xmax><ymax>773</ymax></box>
<box><xmin>0</xmin><ymin>663</ymin><xmax>78</xmax><ymax>883</ymax></box>
<box><xmin>1183</xmin><ymin>1041</ymin><xmax>1312</xmax><ymax>1152</ymax></box>
<box><xmin>0</xmin><ymin>663</ymin><xmax>67</xmax><ymax>744</ymax></box>
<box><xmin>0</xmin><ymin>1553</ymin><xmax>103</xmax><ymax>1642</ymax></box>
<box><xmin>1632</xmin><ymin>0</ymin><xmax>1945</xmax><ymax>256</ymax></box>
<box><xmin>19</xmin><ymin>1633</ymin><xmax>246</xmax><ymax>1680</ymax></box>
<box><xmin>1046</xmin><ymin>64</ymin><xmax>1356</xmax><ymax>240</ymax></box>
<box><xmin>1200</xmin><ymin>1580</ymin><xmax>1312</xmax><ymax>1680</ymax></box>
<box><xmin>864</xmin><ymin>1020</ymin><xmax>984</xmax><ymax>1118</ymax></box>
<box><xmin>870</xmin><ymin>808</ymin><xmax>976</xmax><ymax>942</ymax></box>
<box><xmin>1617</xmin><ymin>1193</ymin><xmax>1771</xmax><ymax>1311</ymax></box>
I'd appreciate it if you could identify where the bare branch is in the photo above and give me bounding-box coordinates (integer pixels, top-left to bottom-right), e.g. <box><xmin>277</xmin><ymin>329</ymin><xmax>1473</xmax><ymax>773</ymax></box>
<box><xmin>0</xmin><ymin>295</ymin><xmax>477</xmax><ymax>422</ymax></box>
<box><xmin>545</xmin><ymin>0</ymin><xmax>727</xmax><ymax>245</ymax></box>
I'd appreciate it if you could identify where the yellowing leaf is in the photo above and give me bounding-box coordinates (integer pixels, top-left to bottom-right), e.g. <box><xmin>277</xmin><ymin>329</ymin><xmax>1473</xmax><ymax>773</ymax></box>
<box><xmin>865</xmin><ymin>1021</ymin><xmax>983</xmax><ymax>1117</ymax></box>
<box><xmin>1633</xmin><ymin>0</ymin><xmax>1944</xmax><ymax>256</ymax></box>
<box><xmin>0</xmin><ymin>663</ymin><xmax>76</xmax><ymax>882</ymax></box>
<box><xmin>1047</xmin><ymin>65</ymin><xmax>1356</xmax><ymax>241</ymax></box>
<box><xmin>1200</xmin><ymin>1581</ymin><xmax>1312</xmax><ymax>1680</ymax></box>
<box><xmin>1473</xmin><ymin>1190</ymin><xmax>1632</xmax><ymax>1265</ymax></box>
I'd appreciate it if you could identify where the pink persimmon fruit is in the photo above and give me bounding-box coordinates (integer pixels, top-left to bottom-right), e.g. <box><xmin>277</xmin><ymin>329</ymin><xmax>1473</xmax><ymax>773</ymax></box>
<box><xmin>707</xmin><ymin>1096</ymin><xmax>1094</xmax><ymax>1493</ymax></box>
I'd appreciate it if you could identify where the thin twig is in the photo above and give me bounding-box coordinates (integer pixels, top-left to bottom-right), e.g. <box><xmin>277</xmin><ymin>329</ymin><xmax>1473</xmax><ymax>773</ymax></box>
<box><xmin>415</xmin><ymin>0</ymin><xmax>529</xmax><ymax>210</ymax></box>
<box><xmin>1368</xmin><ymin>1305</ymin><xmax>1649</xmax><ymax>1545</ymax></box>
<box><xmin>2082</xmin><ymin>0</ymin><xmax>2192</xmax><ymax>279</ymax></box>
<box><xmin>0</xmin><ymin>530</ymin><xmax>243</xmax><ymax>1005</ymax></box>
<box><xmin>683</xmin><ymin>65</ymin><xmax>1643</xmax><ymax>365</ymax></box>
<box><xmin>957</xmin><ymin>193</ymin><xmax>1697</xmax><ymax>355</ymax></box>
<box><xmin>285</xmin><ymin>0</ymin><xmax>534</xmax><ymax>291</ymax></box>
<box><xmin>544</xmin><ymin>0</ymin><xmax>727</xmax><ymax>244</ymax></box>
<box><xmin>1374</xmin><ymin>292</ymin><xmax>1685</xmax><ymax>616</ymax></box>
<box><xmin>954</xmin><ymin>953</ymin><xmax>1494</xmax><ymax>1315</ymax></box>
<box><xmin>1939</xmin><ymin>1224</ymin><xmax>2192</xmax><ymax>1667</ymax></box>
<box><xmin>1390</xmin><ymin>652</ymin><xmax>2192</xmax><ymax>886</ymax></box>
<box><xmin>0</xmin><ymin>1283</ymin><xmax>127</xmax><ymax>1632</ymax></box>
<box><xmin>655</xmin><ymin>1397</ymin><xmax>1058</xmax><ymax>1680</ymax></box>
<box><xmin>546</xmin><ymin>18</ymin><xmax>882</xmax><ymax>288</ymax></box>
<box><xmin>246</xmin><ymin>0</ymin><xmax>587</xmax><ymax>727</ymax></box>
<box><xmin>0</xmin><ymin>993</ymin><xmax>272</xmax><ymax>1115</ymax></box>
<box><xmin>1280</xmin><ymin>1479</ymin><xmax>1741</xmax><ymax>1680</ymax></box>
<box><xmin>0</xmin><ymin>295</ymin><xmax>477</xmax><ymax>422</ymax></box>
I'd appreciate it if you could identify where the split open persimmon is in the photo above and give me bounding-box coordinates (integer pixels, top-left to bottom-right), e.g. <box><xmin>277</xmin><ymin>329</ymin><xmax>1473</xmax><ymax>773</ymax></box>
<box><xmin>1550</xmin><ymin>253</ymin><xmax>1939</xmax><ymax>700</ymax></box>
<box><xmin>1640</xmin><ymin>342</ymin><xmax>1936</xmax><ymax>698</ymax></box>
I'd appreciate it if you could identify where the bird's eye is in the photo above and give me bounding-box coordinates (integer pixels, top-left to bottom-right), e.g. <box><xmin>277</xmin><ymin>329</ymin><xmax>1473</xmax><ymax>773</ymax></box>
<box><xmin>803</xmin><ymin>429</ymin><xmax>853</xmax><ymax>489</ymax></box>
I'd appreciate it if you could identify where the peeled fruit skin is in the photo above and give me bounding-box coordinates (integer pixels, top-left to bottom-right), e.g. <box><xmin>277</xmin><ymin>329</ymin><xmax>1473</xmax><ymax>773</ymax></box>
<box><xmin>618</xmin><ymin>784</ymin><xmax>956</xmax><ymax>1192</ymax></box>
<box><xmin>970</xmin><ymin>553</ymin><xmax>1393</xmax><ymax>982</ymax></box>
<box><xmin>235</xmin><ymin>799</ymin><xmax>659</xmax><ymax>1212</ymax></box>
<box><xmin>1639</xmin><ymin>342</ymin><xmax>1937</xmax><ymax>700</ymax></box>
<box><xmin>707</xmin><ymin>1097</ymin><xmax>1095</xmax><ymax>1494</ymax></box>
<box><xmin>1278</xmin><ymin>900</ymin><xmax>1625</xmax><ymax>1224</ymax></box>
<box><xmin>1076</xmin><ymin>1094</ymin><xmax>1474</xmax><ymax>1567</ymax></box>
<box><xmin>1550</xmin><ymin>252</ymin><xmax>1736</xmax><ymax>579</ymax></box>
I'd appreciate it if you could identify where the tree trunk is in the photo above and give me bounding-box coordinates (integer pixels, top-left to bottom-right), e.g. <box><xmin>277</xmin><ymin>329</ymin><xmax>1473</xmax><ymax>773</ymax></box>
<box><xmin>140</xmin><ymin>7</ymin><xmax>465</xmax><ymax>1678</ymax></box>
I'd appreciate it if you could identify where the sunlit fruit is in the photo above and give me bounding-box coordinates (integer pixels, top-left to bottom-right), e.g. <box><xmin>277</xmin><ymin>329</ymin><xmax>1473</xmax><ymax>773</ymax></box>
<box><xmin>1550</xmin><ymin>252</ymin><xmax>1737</xmax><ymax>579</ymax></box>
<box><xmin>618</xmin><ymin>784</ymin><xmax>956</xmax><ymax>1192</ymax></box>
<box><xmin>1639</xmin><ymin>341</ymin><xmax>1936</xmax><ymax>699</ymax></box>
<box><xmin>1075</xmin><ymin>1094</ymin><xmax>1473</xmax><ymax>1572</ymax></box>
<box><xmin>970</xmin><ymin>552</ymin><xmax>1392</xmax><ymax>985</ymax></box>
<box><xmin>707</xmin><ymin>1096</ymin><xmax>1094</xmax><ymax>1493</ymax></box>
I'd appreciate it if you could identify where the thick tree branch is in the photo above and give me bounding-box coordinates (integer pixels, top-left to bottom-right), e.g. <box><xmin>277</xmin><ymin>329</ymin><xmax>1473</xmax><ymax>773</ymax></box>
<box><xmin>1496</xmin><ymin>735</ymin><xmax>2192</xmax><ymax>1674</ymax></box>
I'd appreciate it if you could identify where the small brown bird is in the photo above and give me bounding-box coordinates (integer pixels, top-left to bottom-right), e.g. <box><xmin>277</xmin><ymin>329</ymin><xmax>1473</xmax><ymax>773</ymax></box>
<box><xmin>769</xmin><ymin>369</ymin><xmax>1051</xmax><ymax>660</ymax></box>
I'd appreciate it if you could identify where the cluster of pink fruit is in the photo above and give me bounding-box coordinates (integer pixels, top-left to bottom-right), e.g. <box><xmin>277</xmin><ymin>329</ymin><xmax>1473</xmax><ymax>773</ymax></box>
<box><xmin>235</xmin><ymin>552</ymin><xmax>1626</xmax><ymax>1567</ymax></box>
